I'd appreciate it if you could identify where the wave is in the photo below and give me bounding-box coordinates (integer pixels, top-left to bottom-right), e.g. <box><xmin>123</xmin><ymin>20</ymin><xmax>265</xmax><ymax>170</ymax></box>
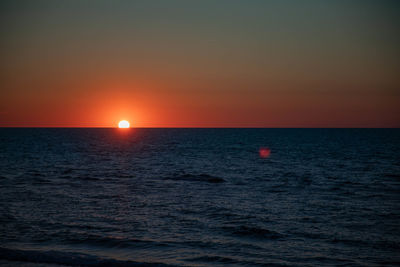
<box><xmin>0</xmin><ymin>247</ymin><xmax>175</xmax><ymax>267</ymax></box>
<box><xmin>59</xmin><ymin>234</ymin><xmax>168</xmax><ymax>250</ymax></box>
<box><xmin>186</xmin><ymin>255</ymin><xmax>239</xmax><ymax>264</ymax></box>
<box><xmin>384</xmin><ymin>173</ymin><xmax>400</xmax><ymax>180</ymax></box>
<box><xmin>222</xmin><ymin>225</ymin><xmax>284</xmax><ymax>240</ymax></box>
<box><xmin>76</xmin><ymin>176</ymin><xmax>101</xmax><ymax>181</ymax></box>
<box><xmin>331</xmin><ymin>238</ymin><xmax>400</xmax><ymax>251</ymax></box>
<box><xmin>164</xmin><ymin>173</ymin><xmax>225</xmax><ymax>183</ymax></box>
<box><xmin>186</xmin><ymin>255</ymin><xmax>288</xmax><ymax>266</ymax></box>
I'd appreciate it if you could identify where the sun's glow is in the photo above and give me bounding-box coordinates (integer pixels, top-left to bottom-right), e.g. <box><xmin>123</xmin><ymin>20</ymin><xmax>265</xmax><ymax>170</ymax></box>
<box><xmin>118</xmin><ymin>120</ymin><xmax>130</xmax><ymax>128</ymax></box>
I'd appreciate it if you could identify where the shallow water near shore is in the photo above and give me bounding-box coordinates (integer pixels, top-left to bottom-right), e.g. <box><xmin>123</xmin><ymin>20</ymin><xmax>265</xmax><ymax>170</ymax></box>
<box><xmin>0</xmin><ymin>128</ymin><xmax>399</xmax><ymax>266</ymax></box>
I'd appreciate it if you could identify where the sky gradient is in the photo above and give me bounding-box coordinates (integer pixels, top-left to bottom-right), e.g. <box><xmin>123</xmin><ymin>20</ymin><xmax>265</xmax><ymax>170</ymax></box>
<box><xmin>1</xmin><ymin>0</ymin><xmax>399</xmax><ymax>127</ymax></box>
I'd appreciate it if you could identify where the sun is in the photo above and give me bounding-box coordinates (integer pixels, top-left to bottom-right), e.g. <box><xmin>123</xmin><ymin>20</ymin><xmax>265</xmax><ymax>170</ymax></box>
<box><xmin>118</xmin><ymin>120</ymin><xmax>130</xmax><ymax>128</ymax></box>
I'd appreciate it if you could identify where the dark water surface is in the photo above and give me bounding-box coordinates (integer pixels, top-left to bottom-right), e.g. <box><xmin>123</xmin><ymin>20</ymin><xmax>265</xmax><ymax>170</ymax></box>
<box><xmin>0</xmin><ymin>129</ymin><xmax>399</xmax><ymax>266</ymax></box>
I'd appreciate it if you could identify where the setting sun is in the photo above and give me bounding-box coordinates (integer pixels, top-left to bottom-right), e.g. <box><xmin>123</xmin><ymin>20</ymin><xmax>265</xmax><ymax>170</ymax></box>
<box><xmin>118</xmin><ymin>120</ymin><xmax>130</xmax><ymax>128</ymax></box>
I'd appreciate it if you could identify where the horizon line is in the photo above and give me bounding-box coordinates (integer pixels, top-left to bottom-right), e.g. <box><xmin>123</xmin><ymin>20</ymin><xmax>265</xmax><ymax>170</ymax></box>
<box><xmin>0</xmin><ymin>127</ymin><xmax>399</xmax><ymax>129</ymax></box>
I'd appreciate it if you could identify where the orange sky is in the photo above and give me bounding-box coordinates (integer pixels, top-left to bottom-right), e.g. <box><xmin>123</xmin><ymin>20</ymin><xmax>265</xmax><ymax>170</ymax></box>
<box><xmin>0</xmin><ymin>1</ymin><xmax>399</xmax><ymax>127</ymax></box>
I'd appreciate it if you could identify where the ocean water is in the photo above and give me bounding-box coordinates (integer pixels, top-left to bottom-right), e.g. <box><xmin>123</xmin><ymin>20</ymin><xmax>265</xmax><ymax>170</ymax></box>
<box><xmin>0</xmin><ymin>128</ymin><xmax>399</xmax><ymax>266</ymax></box>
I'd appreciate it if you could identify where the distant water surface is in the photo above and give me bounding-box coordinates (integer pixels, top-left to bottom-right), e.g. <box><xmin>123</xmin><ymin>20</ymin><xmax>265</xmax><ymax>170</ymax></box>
<box><xmin>0</xmin><ymin>128</ymin><xmax>399</xmax><ymax>266</ymax></box>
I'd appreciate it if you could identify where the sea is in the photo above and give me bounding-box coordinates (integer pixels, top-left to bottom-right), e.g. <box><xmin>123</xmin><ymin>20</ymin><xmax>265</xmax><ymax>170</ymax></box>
<box><xmin>0</xmin><ymin>128</ymin><xmax>399</xmax><ymax>266</ymax></box>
